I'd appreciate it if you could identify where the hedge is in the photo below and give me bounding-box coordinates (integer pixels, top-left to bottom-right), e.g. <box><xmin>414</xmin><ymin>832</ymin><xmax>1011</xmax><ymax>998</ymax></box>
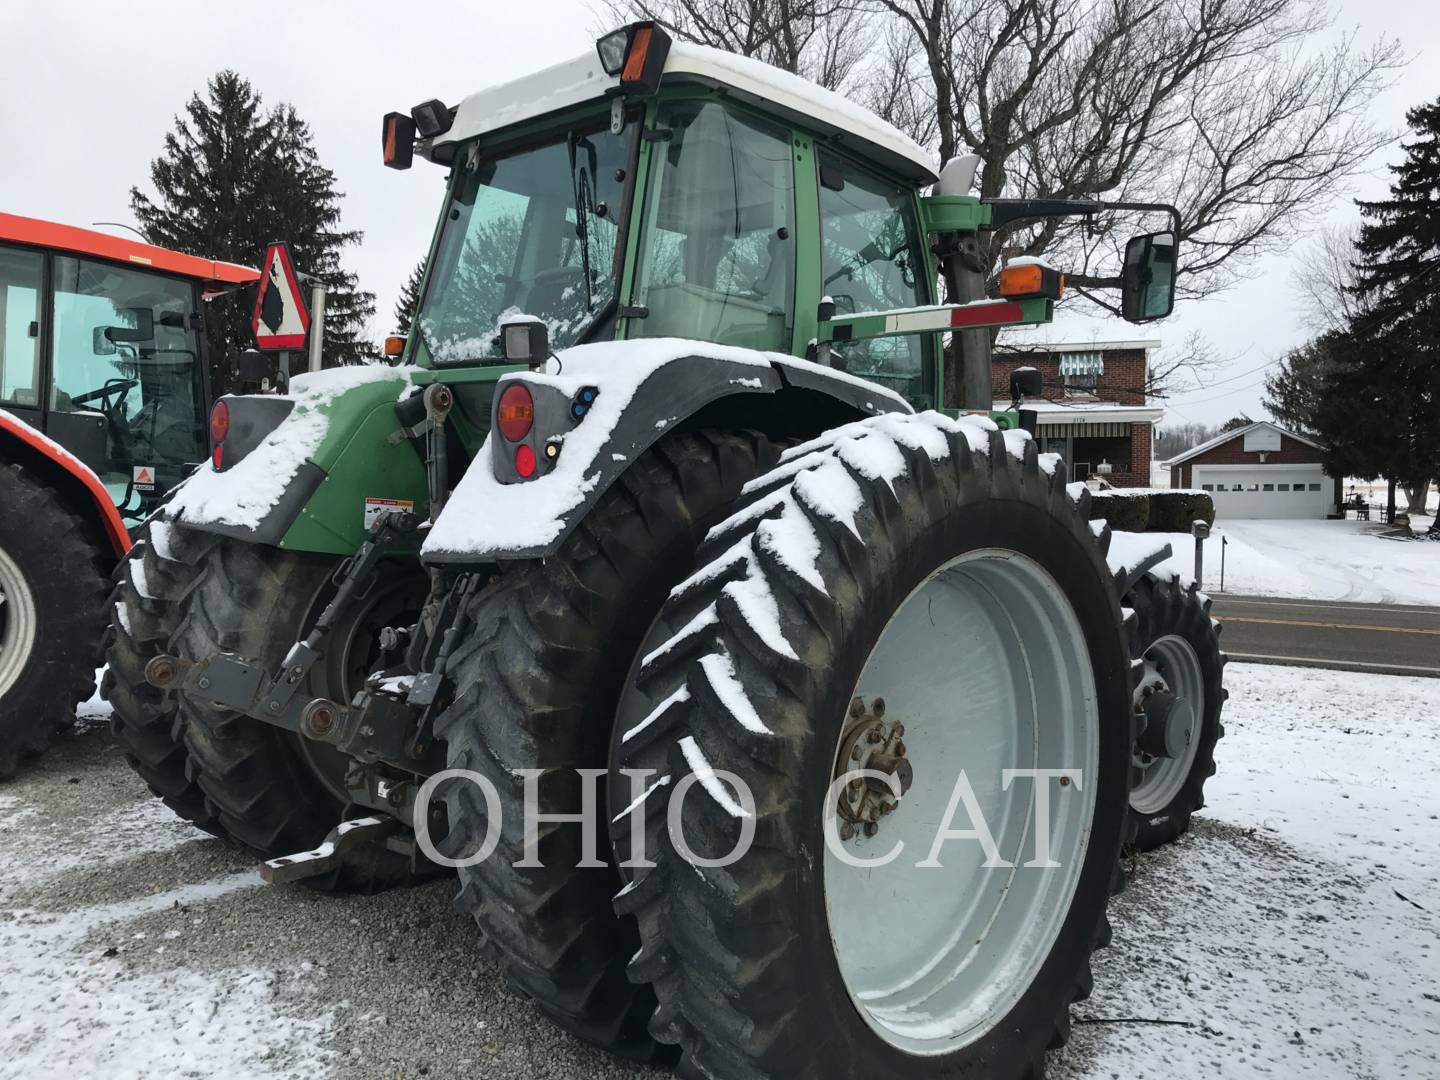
<box><xmin>1086</xmin><ymin>489</ymin><xmax>1214</xmax><ymax>533</ymax></box>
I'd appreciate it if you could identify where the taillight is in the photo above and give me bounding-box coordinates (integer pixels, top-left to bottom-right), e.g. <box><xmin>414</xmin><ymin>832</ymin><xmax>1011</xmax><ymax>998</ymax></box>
<box><xmin>210</xmin><ymin>400</ymin><xmax>230</xmax><ymax>444</ymax></box>
<box><xmin>514</xmin><ymin>444</ymin><xmax>537</xmax><ymax>478</ymax></box>
<box><xmin>212</xmin><ymin>444</ymin><xmax>223</xmax><ymax>469</ymax></box>
<box><xmin>497</xmin><ymin>384</ymin><xmax>535</xmax><ymax>442</ymax></box>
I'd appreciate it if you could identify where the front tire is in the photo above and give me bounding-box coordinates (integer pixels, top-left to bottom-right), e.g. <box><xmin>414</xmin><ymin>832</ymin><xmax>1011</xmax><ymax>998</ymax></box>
<box><xmin>173</xmin><ymin>536</ymin><xmax>421</xmax><ymax>891</ymax></box>
<box><xmin>0</xmin><ymin>463</ymin><xmax>110</xmax><ymax>778</ymax></box>
<box><xmin>612</xmin><ymin>415</ymin><xmax>1136</xmax><ymax>1078</ymax></box>
<box><xmin>1126</xmin><ymin>572</ymin><xmax>1226</xmax><ymax>851</ymax></box>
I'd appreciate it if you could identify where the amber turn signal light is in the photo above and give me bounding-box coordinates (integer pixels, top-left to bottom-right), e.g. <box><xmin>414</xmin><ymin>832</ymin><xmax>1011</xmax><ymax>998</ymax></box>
<box><xmin>998</xmin><ymin>262</ymin><xmax>1064</xmax><ymax>301</ymax></box>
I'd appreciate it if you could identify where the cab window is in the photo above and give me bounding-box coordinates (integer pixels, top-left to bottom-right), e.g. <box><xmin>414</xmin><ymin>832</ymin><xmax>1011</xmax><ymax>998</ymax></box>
<box><xmin>632</xmin><ymin>101</ymin><xmax>795</xmax><ymax>352</ymax></box>
<box><xmin>0</xmin><ymin>245</ymin><xmax>43</xmax><ymax>408</ymax></box>
<box><xmin>819</xmin><ymin>154</ymin><xmax>933</xmax><ymax>405</ymax></box>
<box><xmin>50</xmin><ymin>256</ymin><xmax>207</xmax><ymax>472</ymax></box>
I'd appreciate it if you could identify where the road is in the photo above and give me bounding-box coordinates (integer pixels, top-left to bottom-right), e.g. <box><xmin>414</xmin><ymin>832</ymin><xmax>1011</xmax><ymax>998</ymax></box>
<box><xmin>1209</xmin><ymin>594</ymin><xmax>1440</xmax><ymax>677</ymax></box>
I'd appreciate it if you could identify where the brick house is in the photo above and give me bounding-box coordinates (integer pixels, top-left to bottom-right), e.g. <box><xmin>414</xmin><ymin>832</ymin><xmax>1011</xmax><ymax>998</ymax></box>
<box><xmin>993</xmin><ymin>340</ymin><xmax>1163</xmax><ymax>487</ymax></box>
<box><xmin>1165</xmin><ymin>420</ymin><xmax>1340</xmax><ymax>519</ymax></box>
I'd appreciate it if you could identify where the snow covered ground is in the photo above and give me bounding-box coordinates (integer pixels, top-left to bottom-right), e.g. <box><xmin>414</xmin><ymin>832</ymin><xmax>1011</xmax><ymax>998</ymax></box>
<box><xmin>6</xmin><ymin>662</ymin><xmax>1437</xmax><ymax>1078</ymax></box>
<box><xmin>1111</xmin><ymin>517</ymin><xmax>1440</xmax><ymax>606</ymax></box>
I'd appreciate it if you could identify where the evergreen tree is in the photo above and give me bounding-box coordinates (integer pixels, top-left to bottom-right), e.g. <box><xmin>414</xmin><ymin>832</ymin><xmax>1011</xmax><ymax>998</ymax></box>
<box><xmin>131</xmin><ymin>71</ymin><xmax>375</xmax><ymax>392</ymax></box>
<box><xmin>1219</xmin><ymin>415</ymin><xmax>1254</xmax><ymax>433</ymax></box>
<box><xmin>1327</xmin><ymin>99</ymin><xmax>1440</xmax><ymax>527</ymax></box>
<box><xmin>1263</xmin><ymin>334</ymin><xmax>1342</xmax><ymax>436</ymax></box>
<box><xmin>393</xmin><ymin>261</ymin><xmax>425</xmax><ymax>336</ymax></box>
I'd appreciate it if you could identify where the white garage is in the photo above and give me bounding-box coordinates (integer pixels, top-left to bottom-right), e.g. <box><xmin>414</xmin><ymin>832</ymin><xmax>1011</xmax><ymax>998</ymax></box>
<box><xmin>1166</xmin><ymin>421</ymin><xmax>1340</xmax><ymax>520</ymax></box>
<box><xmin>1190</xmin><ymin>464</ymin><xmax>1331</xmax><ymax>519</ymax></box>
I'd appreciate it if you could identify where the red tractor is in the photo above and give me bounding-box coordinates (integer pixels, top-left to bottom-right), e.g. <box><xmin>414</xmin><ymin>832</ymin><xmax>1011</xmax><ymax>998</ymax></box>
<box><xmin>0</xmin><ymin>213</ymin><xmax>257</xmax><ymax>774</ymax></box>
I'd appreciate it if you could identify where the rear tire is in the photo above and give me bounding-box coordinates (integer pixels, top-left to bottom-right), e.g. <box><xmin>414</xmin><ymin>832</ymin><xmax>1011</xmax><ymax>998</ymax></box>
<box><xmin>104</xmin><ymin>515</ymin><xmax>224</xmax><ymax>834</ymax></box>
<box><xmin>432</xmin><ymin>430</ymin><xmax>777</xmax><ymax>1062</ymax></box>
<box><xmin>0</xmin><ymin>463</ymin><xmax>110</xmax><ymax>778</ymax></box>
<box><xmin>173</xmin><ymin>536</ymin><xmax>421</xmax><ymax>892</ymax></box>
<box><xmin>1126</xmin><ymin>572</ymin><xmax>1226</xmax><ymax>851</ymax></box>
<box><xmin>612</xmin><ymin>415</ymin><xmax>1137</xmax><ymax>1078</ymax></box>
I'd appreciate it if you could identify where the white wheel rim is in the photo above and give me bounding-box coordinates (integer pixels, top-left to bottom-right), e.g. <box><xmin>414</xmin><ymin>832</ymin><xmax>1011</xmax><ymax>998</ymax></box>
<box><xmin>1129</xmin><ymin>634</ymin><xmax>1204</xmax><ymax>815</ymax></box>
<box><xmin>823</xmin><ymin>550</ymin><xmax>1100</xmax><ymax>1055</ymax></box>
<box><xmin>0</xmin><ymin>544</ymin><xmax>38</xmax><ymax>696</ymax></box>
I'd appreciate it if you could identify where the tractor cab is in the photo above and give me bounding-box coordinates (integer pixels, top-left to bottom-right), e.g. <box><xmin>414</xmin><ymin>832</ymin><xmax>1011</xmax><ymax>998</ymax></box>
<box><xmin>384</xmin><ymin>23</ymin><xmax>1176</xmax><ymax>423</ymax></box>
<box><xmin>0</xmin><ymin>214</ymin><xmax>257</xmax><ymax>524</ymax></box>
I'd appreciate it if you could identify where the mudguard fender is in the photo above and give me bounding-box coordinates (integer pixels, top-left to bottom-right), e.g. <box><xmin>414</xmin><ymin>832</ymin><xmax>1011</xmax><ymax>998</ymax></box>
<box><xmin>421</xmin><ymin>340</ymin><xmax>910</xmax><ymax>562</ymax></box>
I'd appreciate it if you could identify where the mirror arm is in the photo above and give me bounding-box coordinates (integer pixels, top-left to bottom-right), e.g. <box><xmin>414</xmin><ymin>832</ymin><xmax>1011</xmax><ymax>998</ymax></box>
<box><xmin>983</xmin><ymin>198</ymin><xmax>1180</xmax><ymax>239</ymax></box>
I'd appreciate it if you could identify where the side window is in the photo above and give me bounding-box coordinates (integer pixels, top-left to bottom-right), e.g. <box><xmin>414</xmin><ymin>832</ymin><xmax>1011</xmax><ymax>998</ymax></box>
<box><xmin>633</xmin><ymin>101</ymin><xmax>795</xmax><ymax>351</ymax></box>
<box><xmin>818</xmin><ymin>154</ymin><xmax>932</xmax><ymax>405</ymax></box>
<box><xmin>0</xmin><ymin>245</ymin><xmax>44</xmax><ymax>408</ymax></box>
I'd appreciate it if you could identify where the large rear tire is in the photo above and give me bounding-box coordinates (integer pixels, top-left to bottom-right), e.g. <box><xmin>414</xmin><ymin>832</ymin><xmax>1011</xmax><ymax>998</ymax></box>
<box><xmin>0</xmin><ymin>463</ymin><xmax>110</xmax><ymax>778</ymax></box>
<box><xmin>432</xmin><ymin>430</ymin><xmax>777</xmax><ymax>1062</ymax></box>
<box><xmin>104</xmin><ymin>516</ymin><xmax>224</xmax><ymax>834</ymax></box>
<box><xmin>172</xmin><ymin>536</ymin><xmax>422</xmax><ymax>891</ymax></box>
<box><xmin>1126</xmin><ymin>572</ymin><xmax>1226</xmax><ymax>851</ymax></box>
<box><xmin>612</xmin><ymin>415</ymin><xmax>1137</xmax><ymax>1078</ymax></box>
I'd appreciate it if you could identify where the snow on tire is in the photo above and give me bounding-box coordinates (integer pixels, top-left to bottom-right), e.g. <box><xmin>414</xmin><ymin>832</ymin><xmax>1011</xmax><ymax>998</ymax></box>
<box><xmin>611</xmin><ymin>412</ymin><xmax>1139</xmax><ymax>1078</ymax></box>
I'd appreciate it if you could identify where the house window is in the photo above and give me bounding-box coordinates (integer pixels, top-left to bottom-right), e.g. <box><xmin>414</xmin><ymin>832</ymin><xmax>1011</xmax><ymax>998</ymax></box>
<box><xmin>1308</xmin><ymin>483</ymin><xmax>1321</xmax><ymax>491</ymax></box>
<box><xmin>1247</xmin><ymin>483</ymin><xmax>1260</xmax><ymax>492</ymax></box>
<box><xmin>1059</xmin><ymin>351</ymin><xmax>1103</xmax><ymax>395</ymax></box>
<box><xmin>1277</xmin><ymin>483</ymin><xmax>1289</xmax><ymax>491</ymax></box>
<box><xmin>1201</xmin><ymin>484</ymin><xmax>1214</xmax><ymax>491</ymax></box>
<box><xmin>1263</xmin><ymin>483</ymin><xmax>1274</xmax><ymax>491</ymax></box>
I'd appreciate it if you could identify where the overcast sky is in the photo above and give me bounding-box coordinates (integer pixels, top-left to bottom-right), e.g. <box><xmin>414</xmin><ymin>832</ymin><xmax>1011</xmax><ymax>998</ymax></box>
<box><xmin>3</xmin><ymin>0</ymin><xmax>1436</xmax><ymax>426</ymax></box>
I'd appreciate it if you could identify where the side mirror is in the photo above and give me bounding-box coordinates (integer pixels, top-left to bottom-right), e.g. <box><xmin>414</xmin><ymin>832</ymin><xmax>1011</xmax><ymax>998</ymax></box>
<box><xmin>103</xmin><ymin>307</ymin><xmax>156</xmax><ymax>344</ymax></box>
<box><xmin>1122</xmin><ymin>231</ymin><xmax>1176</xmax><ymax>323</ymax></box>
<box><xmin>92</xmin><ymin>327</ymin><xmax>117</xmax><ymax>355</ymax></box>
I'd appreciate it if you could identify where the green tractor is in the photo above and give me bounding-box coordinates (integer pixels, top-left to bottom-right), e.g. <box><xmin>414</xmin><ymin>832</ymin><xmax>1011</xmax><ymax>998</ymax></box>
<box><xmin>109</xmin><ymin>23</ymin><xmax>1225</xmax><ymax>1076</ymax></box>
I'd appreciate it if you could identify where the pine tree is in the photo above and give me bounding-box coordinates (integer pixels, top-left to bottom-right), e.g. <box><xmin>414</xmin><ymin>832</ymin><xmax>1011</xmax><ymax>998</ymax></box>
<box><xmin>393</xmin><ymin>261</ymin><xmax>425</xmax><ymax>336</ymax></box>
<box><xmin>1263</xmin><ymin>334</ymin><xmax>1342</xmax><ymax>437</ymax></box>
<box><xmin>131</xmin><ymin>71</ymin><xmax>376</xmax><ymax>392</ymax></box>
<box><xmin>1345</xmin><ymin>98</ymin><xmax>1440</xmax><ymax>528</ymax></box>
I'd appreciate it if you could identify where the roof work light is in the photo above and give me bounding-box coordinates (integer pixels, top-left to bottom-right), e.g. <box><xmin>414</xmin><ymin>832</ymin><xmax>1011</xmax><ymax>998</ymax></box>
<box><xmin>596</xmin><ymin>22</ymin><xmax>673</xmax><ymax>94</ymax></box>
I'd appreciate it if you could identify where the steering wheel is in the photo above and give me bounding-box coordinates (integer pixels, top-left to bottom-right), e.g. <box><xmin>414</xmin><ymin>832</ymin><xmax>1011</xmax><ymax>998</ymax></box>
<box><xmin>70</xmin><ymin>378</ymin><xmax>139</xmax><ymax>410</ymax></box>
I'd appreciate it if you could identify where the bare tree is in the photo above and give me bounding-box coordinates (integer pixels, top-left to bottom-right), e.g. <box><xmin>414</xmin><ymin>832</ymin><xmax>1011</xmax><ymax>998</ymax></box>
<box><xmin>1293</xmin><ymin>224</ymin><xmax>1370</xmax><ymax>332</ymax></box>
<box><xmin>599</xmin><ymin>0</ymin><xmax>871</xmax><ymax>89</ymax></box>
<box><xmin>1143</xmin><ymin>332</ymin><xmax>1225</xmax><ymax>399</ymax></box>
<box><xmin>862</xmin><ymin>0</ymin><xmax>1400</xmax><ymax>311</ymax></box>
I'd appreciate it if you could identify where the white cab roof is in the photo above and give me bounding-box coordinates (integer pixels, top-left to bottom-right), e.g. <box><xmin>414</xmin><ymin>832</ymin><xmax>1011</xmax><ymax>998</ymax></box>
<box><xmin>429</xmin><ymin>41</ymin><xmax>937</xmax><ymax>182</ymax></box>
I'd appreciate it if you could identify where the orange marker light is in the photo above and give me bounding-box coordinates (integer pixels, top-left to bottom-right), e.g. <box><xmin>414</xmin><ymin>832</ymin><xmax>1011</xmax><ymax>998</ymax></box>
<box><xmin>998</xmin><ymin>262</ymin><xmax>1064</xmax><ymax>300</ymax></box>
<box><xmin>383</xmin><ymin>335</ymin><xmax>406</xmax><ymax>358</ymax></box>
<box><xmin>497</xmin><ymin>383</ymin><xmax>536</xmax><ymax>442</ymax></box>
<box><xmin>622</xmin><ymin>27</ymin><xmax>653</xmax><ymax>83</ymax></box>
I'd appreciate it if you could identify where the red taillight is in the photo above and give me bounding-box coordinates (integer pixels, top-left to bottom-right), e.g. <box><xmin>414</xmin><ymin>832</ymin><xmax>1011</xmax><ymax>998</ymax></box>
<box><xmin>497</xmin><ymin>384</ymin><xmax>535</xmax><ymax>442</ymax></box>
<box><xmin>212</xmin><ymin>444</ymin><xmax>223</xmax><ymax>470</ymax></box>
<box><xmin>210</xmin><ymin>400</ymin><xmax>230</xmax><ymax>444</ymax></box>
<box><xmin>514</xmin><ymin>444</ymin><xmax>537</xmax><ymax>478</ymax></box>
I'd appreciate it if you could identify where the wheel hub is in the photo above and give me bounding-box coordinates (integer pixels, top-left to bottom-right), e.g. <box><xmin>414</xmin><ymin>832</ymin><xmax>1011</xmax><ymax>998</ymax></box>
<box><xmin>0</xmin><ymin>544</ymin><xmax>38</xmax><ymax>697</ymax></box>
<box><xmin>1138</xmin><ymin>688</ymin><xmax>1193</xmax><ymax>760</ymax></box>
<box><xmin>833</xmin><ymin>696</ymin><xmax>912</xmax><ymax>839</ymax></box>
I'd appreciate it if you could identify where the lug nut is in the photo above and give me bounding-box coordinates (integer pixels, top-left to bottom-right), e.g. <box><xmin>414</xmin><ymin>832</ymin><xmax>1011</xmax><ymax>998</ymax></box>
<box><xmin>867</xmin><ymin>729</ymin><xmax>883</xmax><ymax>744</ymax></box>
<box><xmin>849</xmin><ymin>698</ymin><xmax>865</xmax><ymax>719</ymax></box>
<box><xmin>840</xmin><ymin>822</ymin><xmax>856</xmax><ymax>841</ymax></box>
<box><xmin>872</xmin><ymin>697</ymin><xmax>885</xmax><ymax>717</ymax></box>
<box><xmin>863</xmin><ymin>822</ymin><xmax>879</xmax><ymax>838</ymax></box>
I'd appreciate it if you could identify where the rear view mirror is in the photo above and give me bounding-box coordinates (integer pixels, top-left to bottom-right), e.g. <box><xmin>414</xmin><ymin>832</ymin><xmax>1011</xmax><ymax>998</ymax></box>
<box><xmin>1122</xmin><ymin>232</ymin><xmax>1176</xmax><ymax>323</ymax></box>
<box><xmin>103</xmin><ymin>307</ymin><xmax>155</xmax><ymax>344</ymax></box>
<box><xmin>91</xmin><ymin>327</ymin><xmax>117</xmax><ymax>355</ymax></box>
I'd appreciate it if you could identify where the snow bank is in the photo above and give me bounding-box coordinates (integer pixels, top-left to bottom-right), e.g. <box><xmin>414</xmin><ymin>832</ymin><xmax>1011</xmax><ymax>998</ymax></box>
<box><xmin>167</xmin><ymin>365</ymin><xmax>416</xmax><ymax>531</ymax></box>
<box><xmin>1112</xmin><ymin>519</ymin><xmax>1440</xmax><ymax>605</ymax></box>
<box><xmin>421</xmin><ymin>338</ymin><xmax>909</xmax><ymax>557</ymax></box>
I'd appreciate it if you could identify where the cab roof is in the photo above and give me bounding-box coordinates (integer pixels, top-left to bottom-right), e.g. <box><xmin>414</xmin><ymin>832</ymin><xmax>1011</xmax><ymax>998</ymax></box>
<box><xmin>0</xmin><ymin>213</ymin><xmax>259</xmax><ymax>288</ymax></box>
<box><xmin>428</xmin><ymin>42</ymin><xmax>938</xmax><ymax>184</ymax></box>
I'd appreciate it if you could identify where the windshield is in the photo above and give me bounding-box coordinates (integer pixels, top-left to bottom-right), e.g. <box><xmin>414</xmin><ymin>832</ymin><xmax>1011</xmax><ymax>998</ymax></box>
<box><xmin>418</xmin><ymin>117</ymin><xmax>635</xmax><ymax>364</ymax></box>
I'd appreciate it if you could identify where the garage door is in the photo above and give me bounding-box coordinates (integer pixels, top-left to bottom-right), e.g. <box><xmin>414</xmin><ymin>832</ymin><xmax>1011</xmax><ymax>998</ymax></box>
<box><xmin>1192</xmin><ymin>467</ymin><xmax>1329</xmax><ymax>520</ymax></box>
